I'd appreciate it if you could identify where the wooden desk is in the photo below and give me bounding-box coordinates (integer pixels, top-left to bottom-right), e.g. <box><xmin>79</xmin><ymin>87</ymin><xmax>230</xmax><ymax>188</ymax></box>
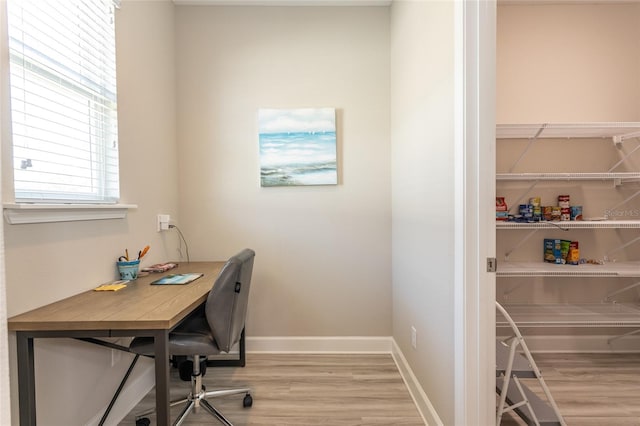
<box><xmin>7</xmin><ymin>261</ymin><xmax>224</xmax><ymax>426</ymax></box>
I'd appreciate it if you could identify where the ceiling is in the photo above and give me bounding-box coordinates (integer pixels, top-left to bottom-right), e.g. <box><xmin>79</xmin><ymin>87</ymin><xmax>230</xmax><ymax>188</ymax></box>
<box><xmin>173</xmin><ymin>0</ymin><xmax>639</xmax><ymax>4</ymax></box>
<box><xmin>172</xmin><ymin>0</ymin><xmax>392</xmax><ymax>5</ymax></box>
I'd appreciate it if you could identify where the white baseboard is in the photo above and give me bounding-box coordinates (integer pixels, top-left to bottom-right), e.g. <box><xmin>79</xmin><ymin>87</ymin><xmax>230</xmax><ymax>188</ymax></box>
<box><xmin>100</xmin><ymin>336</ymin><xmax>436</xmax><ymax>426</ymax></box>
<box><xmin>497</xmin><ymin>334</ymin><xmax>640</xmax><ymax>353</ymax></box>
<box><xmin>391</xmin><ymin>340</ymin><xmax>442</xmax><ymax>426</ymax></box>
<box><xmin>245</xmin><ymin>335</ymin><xmax>393</xmax><ymax>353</ymax></box>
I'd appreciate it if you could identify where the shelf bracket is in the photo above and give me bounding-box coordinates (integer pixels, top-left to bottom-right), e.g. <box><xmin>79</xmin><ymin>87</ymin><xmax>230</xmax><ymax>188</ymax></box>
<box><xmin>603</xmin><ymin>279</ymin><xmax>640</xmax><ymax>302</ymax></box>
<box><xmin>605</xmin><ymin>189</ymin><xmax>640</xmax><ymax>218</ymax></box>
<box><xmin>608</xmin><ymin>328</ymin><xmax>640</xmax><ymax>344</ymax></box>
<box><xmin>613</xmin><ymin>131</ymin><xmax>640</xmax><ymax>146</ymax></box>
<box><xmin>507</xmin><ymin>123</ymin><xmax>547</xmax><ymax>173</ymax></box>
<box><xmin>500</xmin><ymin>279</ymin><xmax>527</xmax><ymax>298</ymax></box>
<box><xmin>608</xmin><ymin>139</ymin><xmax>640</xmax><ymax>174</ymax></box>
<box><xmin>507</xmin><ymin>181</ymin><xmax>541</xmax><ymax>214</ymax></box>
<box><xmin>603</xmin><ymin>234</ymin><xmax>640</xmax><ymax>261</ymax></box>
<box><xmin>504</xmin><ymin>229</ymin><xmax>539</xmax><ymax>261</ymax></box>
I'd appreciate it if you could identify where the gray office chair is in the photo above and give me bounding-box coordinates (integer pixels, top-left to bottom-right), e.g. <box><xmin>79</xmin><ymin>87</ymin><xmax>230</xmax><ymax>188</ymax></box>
<box><xmin>130</xmin><ymin>248</ymin><xmax>255</xmax><ymax>426</ymax></box>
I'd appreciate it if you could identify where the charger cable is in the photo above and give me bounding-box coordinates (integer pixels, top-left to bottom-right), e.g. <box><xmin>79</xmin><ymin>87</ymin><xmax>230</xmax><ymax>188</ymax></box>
<box><xmin>169</xmin><ymin>224</ymin><xmax>190</xmax><ymax>263</ymax></box>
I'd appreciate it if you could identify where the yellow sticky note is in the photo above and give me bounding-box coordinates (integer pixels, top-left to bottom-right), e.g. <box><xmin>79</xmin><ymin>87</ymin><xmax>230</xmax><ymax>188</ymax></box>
<box><xmin>94</xmin><ymin>281</ymin><xmax>129</xmax><ymax>291</ymax></box>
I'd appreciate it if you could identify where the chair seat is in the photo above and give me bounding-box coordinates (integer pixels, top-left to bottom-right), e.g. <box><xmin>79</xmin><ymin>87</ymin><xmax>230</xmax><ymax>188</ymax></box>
<box><xmin>129</xmin><ymin>316</ymin><xmax>224</xmax><ymax>357</ymax></box>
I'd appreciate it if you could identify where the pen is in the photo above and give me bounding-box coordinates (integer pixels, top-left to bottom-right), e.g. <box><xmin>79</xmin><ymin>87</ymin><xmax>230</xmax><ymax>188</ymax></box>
<box><xmin>138</xmin><ymin>245</ymin><xmax>150</xmax><ymax>260</ymax></box>
<box><xmin>125</xmin><ymin>249</ymin><xmax>129</xmax><ymax>261</ymax></box>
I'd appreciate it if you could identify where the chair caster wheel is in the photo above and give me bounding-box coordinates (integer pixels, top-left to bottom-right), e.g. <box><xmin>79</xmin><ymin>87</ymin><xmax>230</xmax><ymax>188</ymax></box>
<box><xmin>135</xmin><ymin>418</ymin><xmax>151</xmax><ymax>426</ymax></box>
<box><xmin>243</xmin><ymin>393</ymin><xmax>253</xmax><ymax>407</ymax></box>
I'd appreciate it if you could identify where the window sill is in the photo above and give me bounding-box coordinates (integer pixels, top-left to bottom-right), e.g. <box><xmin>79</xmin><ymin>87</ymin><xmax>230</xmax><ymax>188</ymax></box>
<box><xmin>3</xmin><ymin>203</ymin><xmax>138</xmax><ymax>224</ymax></box>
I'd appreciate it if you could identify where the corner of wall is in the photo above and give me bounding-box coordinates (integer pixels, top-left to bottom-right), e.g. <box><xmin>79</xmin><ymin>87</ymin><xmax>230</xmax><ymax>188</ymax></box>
<box><xmin>391</xmin><ymin>338</ymin><xmax>442</xmax><ymax>426</ymax></box>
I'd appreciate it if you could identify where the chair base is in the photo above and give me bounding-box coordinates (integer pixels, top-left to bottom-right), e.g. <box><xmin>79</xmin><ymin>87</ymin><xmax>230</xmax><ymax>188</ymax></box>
<box><xmin>135</xmin><ymin>355</ymin><xmax>252</xmax><ymax>426</ymax></box>
<box><xmin>136</xmin><ymin>387</ymin><xmax>252</xmax><ymax>426</ymax></box>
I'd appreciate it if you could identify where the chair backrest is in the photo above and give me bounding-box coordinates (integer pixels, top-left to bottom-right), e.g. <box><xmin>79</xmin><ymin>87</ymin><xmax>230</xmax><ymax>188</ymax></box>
<box><xmin>206</xmin><ymin>248</ymin><xmax>255</xmax><ymax>353</ymax></box>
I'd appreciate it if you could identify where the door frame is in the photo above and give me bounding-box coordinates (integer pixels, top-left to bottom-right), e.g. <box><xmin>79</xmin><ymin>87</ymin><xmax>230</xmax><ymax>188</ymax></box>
<box><xmin>454</xmin><ymin>1</ymin><xmax>496</xmax><ymax>425</ymax></box>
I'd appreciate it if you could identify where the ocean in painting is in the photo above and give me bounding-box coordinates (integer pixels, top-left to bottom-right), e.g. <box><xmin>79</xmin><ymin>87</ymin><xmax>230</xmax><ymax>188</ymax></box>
<box><xmin>259</xmin><ymin>131</ymin><xmax>337</xmax><ymax>186</ymax></box>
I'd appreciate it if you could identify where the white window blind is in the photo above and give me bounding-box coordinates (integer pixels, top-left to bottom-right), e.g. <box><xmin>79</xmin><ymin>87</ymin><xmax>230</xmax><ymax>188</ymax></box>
<box><xmin>7</xmin><ymin>0</ymin><xmax>119</xmax><ymax>203</ymax></box>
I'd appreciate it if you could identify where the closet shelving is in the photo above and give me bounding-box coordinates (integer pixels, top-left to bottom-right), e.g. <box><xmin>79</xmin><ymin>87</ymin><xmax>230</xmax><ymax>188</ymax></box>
<box><xmin>497</xmin><ymin>220</ymin><xmax>640</xmax><ymax>230</ymax></box>
<box><xmin>497</xmin><ymin>172</ymin><xmax>640</xmax><ymax>182</ymax></box>
<box><xmin>497</xmin><ymin>261</ymin><xmax>640</xmax><ymax>278</ymax></box>
<box><xmin>495</xmin><ymin>122</ymin><xmax>640</xmax><ymax>140</ymax></box>
<box><xmin>496</xmin><ymin>303</ymin><xmax>640</xmax><ymax>328</ymax></box>
<box><xmin>496</xmin><ymin>122</ymin><xmax>640</xmax><ymax>330</ymax></box>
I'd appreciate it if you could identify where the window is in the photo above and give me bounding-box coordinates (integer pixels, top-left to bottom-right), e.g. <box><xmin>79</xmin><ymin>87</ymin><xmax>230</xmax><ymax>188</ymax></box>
<box><xmin>6</xmin><ymin>0</ymin><xmax>119</xmax><ymax>203</ymax></box>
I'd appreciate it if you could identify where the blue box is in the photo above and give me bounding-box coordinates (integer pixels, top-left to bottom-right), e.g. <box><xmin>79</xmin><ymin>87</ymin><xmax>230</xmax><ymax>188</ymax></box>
<box><xmin>544</xmin><ymin>239</ymin><xmax>564</xmax><ymax>264</ymax></box>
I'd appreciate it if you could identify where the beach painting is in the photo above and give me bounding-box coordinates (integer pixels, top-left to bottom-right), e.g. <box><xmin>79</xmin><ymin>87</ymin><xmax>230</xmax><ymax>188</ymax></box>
<box><xmin>259</xmin><ymin>108</ymin><xmax>337</xmax><ymax>187</ymax></box>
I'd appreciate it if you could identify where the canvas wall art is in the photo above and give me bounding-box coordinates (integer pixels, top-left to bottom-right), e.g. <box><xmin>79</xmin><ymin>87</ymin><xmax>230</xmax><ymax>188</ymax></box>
<box><xmin>259</xmin><ymin>107</ymin><xmax>337</xmax><ymax>187</ymax></box>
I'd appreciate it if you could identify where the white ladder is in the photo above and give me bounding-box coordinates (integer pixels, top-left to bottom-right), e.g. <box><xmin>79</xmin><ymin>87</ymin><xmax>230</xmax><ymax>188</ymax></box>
<box><xmin>496</xmin><ymin>301</ymin><xmax>566</xmax><ymax>426</ymax></box>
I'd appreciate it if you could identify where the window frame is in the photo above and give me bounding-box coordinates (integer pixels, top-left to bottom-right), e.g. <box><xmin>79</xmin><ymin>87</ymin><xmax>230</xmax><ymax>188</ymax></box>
<box><xmin>2</xmin><ymin>0</ymin><xmax>135</xmax><ymax>223</ymax></box>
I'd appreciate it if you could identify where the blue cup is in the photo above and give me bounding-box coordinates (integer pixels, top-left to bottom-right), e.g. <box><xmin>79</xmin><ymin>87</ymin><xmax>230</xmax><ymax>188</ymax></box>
<box><xmin>117</xmin><ymin>259</ymin><xmax>140</xmax><ymax>280</ymax></box>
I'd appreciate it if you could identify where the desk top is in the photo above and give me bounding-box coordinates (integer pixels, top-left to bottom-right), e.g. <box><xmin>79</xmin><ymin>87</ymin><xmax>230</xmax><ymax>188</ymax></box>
<box><xmin>7</xmin><ymin>262</ymin><xmax>224</xmax><ymax>332</ymax></box>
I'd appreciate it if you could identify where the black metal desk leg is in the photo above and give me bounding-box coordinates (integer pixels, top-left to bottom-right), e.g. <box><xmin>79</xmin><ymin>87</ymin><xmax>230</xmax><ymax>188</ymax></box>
<box><xmin>16</xmin><ymin>332</ymin><xmax>36</xmax><ymax>426</ymax></box>
<box><xmin>154</xmin><ymin>330</ymin><xmax>170</xmax><ymax>426</ymax></box>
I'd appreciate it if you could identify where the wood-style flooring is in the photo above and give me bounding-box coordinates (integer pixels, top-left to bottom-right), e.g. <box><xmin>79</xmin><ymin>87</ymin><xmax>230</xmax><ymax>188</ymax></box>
<box><xmin>121</xmin><ymin>352</ymin><xmax>640</xmax><ymax>426</ymax></box>
<box><xmin>119</xmin><ymin>353</ymin><xmax>425</xmax><ymax>426</ymax></box>
<box><xmin>500</xmin><ymin>352</ymin><xmax>640</xmax><ymax>426</ymax></box>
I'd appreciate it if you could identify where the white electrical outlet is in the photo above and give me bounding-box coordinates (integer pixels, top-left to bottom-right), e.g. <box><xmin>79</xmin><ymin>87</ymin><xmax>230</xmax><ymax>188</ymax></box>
<box><xmin>157</xmin><ymin>214</ymin><xmax>170</xmax><ymax>232</ymax></box>
<box><xmin>411</xmin><ymin>326</ymin><xmax>417</xmax><ymax>349</ymax></box>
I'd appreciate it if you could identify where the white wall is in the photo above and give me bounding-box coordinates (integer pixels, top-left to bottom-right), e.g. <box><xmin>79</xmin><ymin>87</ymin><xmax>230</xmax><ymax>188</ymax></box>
<box><xmin>497</xmin><ymin>3</ymin><xmax>640</xmax><ymax>123</ymax></box>
<box><xmin>391</xmin><ymin>1</ymin><xmax>456</xmax><ymax>424</ymax></box>
<box><xmin>3</xmin><ymin>1</ymin><xmax>180</xmax><ymax>424</ymax></box>
<box><xmin>174</xmin><ymin>6</ymin><xmax>392</xmax><ymax>337</ymax></box>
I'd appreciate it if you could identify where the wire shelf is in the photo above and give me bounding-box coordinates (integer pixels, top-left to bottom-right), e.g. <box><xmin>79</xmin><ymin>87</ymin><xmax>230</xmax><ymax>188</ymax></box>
<box><xmin>497</xmin><ymin>261</ymin><xmax>640</xmax><ymax>277</ymax></box>
<box><xmin>496</xmin><ymin>220</ymin><xmax>640</xmax><ymax>230</ymax></box>
<box><xmin>496</xmin><ymin>303</ymin><xmax>640</xmax><ymax>327</ymax></box>
<box><xmin>496</xmin><ymin>123</ymin><xmax>640</xmax><ymax>140</ymax></box>
<box><xmin>496</xmin><ymin>172</ymin><xmax>640</xmax><ymax>181</ymax></box>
